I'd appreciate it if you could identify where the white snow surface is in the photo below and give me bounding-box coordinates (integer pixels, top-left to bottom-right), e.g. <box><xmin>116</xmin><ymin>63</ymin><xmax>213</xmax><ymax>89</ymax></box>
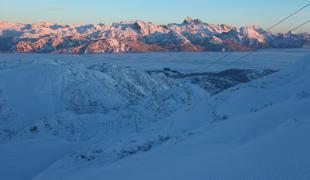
<box><xmin>0</xmin><ymin>49</ymin><xmax>310</xmax><ymax>180</ymax></box>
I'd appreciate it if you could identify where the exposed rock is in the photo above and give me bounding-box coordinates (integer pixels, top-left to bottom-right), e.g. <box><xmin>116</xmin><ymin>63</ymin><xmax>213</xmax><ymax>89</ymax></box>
<box><xmin>0</xmin><ymin>18</ymin><xmax>309</xmax><ymax>53</ymax></box>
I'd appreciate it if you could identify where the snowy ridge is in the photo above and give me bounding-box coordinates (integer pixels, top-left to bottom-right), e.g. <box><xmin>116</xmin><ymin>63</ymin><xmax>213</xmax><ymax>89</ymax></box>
<box><xmin>0</xmin><ymin>18</ymin><xmax>309</xmax><ymax>53</ymax></box>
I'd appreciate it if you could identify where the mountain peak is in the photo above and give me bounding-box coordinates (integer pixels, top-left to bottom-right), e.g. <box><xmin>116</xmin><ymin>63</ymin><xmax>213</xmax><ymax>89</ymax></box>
<box><xmin>183</xmin><ymin>17</ymin><xmax>203</xmax><ymax>25</ymax></box>
<box><xmin>183</xmin><ymin>17</ymin><xmax>194</xmax><ymax>23</ymax></box>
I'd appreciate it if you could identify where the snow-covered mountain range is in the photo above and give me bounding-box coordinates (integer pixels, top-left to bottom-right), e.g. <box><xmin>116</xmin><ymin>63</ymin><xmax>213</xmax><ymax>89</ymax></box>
<box><xmin>0</xmin><ymin>17</ymin><xmax>309</xmax><ymax>53</ymax></box>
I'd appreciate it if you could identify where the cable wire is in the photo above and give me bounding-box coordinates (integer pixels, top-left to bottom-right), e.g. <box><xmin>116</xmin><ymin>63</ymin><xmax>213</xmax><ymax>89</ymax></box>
<box><xmin>264</xmin><ymin>2</ymin><xmax>310</xmax><ymax>32</ymax></box>
<box><xmin>234</xmin><ymin>18</ymin><xmax>310</xmax><ymax>62</ymax></box>
<box><xmin>210</xmin><ymin>1</ymin><xmax>310</xmax><ymax>69</ymax></box>
<box><xmin>289</xmin><ymin>19</ymin><xmax>310</xmax><ymax>32</ymax></box>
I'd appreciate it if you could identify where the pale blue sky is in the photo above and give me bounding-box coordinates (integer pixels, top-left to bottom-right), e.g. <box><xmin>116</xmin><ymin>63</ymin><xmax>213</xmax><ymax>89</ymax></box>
<box><xmin>0</xmin><ymin>0</ymin><xmax>309</xmax><ymax>32</ymax></box>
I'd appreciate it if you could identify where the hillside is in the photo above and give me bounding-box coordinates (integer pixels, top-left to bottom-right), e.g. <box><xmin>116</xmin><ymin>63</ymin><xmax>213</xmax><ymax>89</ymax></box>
<box><xmin>0</xmin><ymin>52</ymin><xmax>309</xmax><ymax>180</ymax></box>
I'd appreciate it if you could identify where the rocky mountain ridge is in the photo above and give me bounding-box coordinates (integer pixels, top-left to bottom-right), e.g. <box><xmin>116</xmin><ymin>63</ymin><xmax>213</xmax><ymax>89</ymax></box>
<box><xmin>0</xmin><ymin>18</ymin><xmax>309</xmax><ymax>53</ymax></box>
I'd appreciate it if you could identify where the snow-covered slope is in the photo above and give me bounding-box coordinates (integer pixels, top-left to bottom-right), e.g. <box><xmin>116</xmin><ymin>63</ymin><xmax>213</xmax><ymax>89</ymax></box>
<box><xmin>0</xmin><ymin>18</ymin><xmax>309</xmax><ymax>53</ymax></box>
<box><xmin>0</xmin><ymin>52</ymin><xmax>309</xmax><ymax>180</ymax></box>
<box><xmin>37</xmin><ymin>55</ymin><xmax>310</xmax><ymax>180</ymax></box>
